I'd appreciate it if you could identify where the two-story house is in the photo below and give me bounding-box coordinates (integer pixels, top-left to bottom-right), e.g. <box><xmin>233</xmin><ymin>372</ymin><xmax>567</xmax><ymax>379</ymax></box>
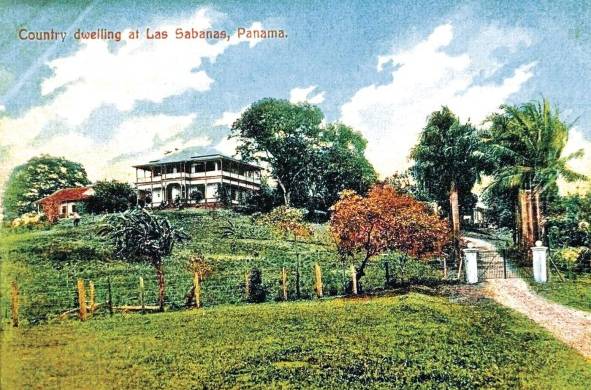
<box><xmin>133</xmin><ymin>148</ymin><xmax>262</xmax><ymax>208</ymax></box>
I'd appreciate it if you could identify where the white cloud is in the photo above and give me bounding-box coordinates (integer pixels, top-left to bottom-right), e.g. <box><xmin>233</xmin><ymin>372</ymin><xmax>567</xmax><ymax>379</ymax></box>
<box><xmin>0</xmin><ymin>113</ymin><xmax>204</xmax><ymax>188</ymax></box>
<box><xmin>559</xmin><ymin>128</ymin><xmax>591</xmax><ymax>194</ymax></box>
<box><xmin>109</xmin><ymin>113</ymin><xmax>197</xmax><ymax>155</ymax></box>
<box><xmin>213</xmin><ymin>107</ymin><xmax>247</xmax><ymax>128</ymax></box>
<box><xmin>215</xmin><ymin>136</ymin><xmax>240</xmax><ymax>156</ymax></box>
<box><xmin>342</xmin><ymin>23</ymin><xmax>535</xmax><ymax>177</ymax></box>
<box><xmin>0</xmin><ymin>7</ymin><xmax>263</xmax><ymax>189</ymax></box>
<box><xmin>289</xmin><ymin>85</ymin><xmax>325</xmax><ymax>104</ymax></box>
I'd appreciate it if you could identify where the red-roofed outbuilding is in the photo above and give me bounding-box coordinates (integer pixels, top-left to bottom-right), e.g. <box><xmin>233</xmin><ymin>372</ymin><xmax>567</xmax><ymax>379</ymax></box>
<box><xmin>38</xmin><ymin>187</ymin><xmax>95</xmax><ymax>222</ymax></box>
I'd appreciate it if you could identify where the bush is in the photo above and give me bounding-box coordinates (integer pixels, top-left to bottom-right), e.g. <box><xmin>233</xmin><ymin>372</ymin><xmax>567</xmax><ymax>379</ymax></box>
<box><xmin>247</xmin><ymin>268</ymin><xmax>267</xmax><ymax>303</ymax></box>
<box><xmin>11</xmin><ymin>212</ymin><xmax>46</xmax><ymax>229</ymax></box>
<box><xmin>552</xmin><ymin>246</ymin><xmax>591</xmax><ymax>277</ymax></box>
<box><xmin>257</xmin><ymin>206</ymin><xmax>312</xmax><ymax>241</ymax></box>
<box><xmin>85</xmin><ymin>180</ymin><xmax>136</xmax><ymax>214</ymax></box>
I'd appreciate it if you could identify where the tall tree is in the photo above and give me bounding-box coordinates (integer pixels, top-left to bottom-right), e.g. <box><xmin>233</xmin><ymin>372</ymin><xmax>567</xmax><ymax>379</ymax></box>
<box><xmin>230</xmin><ymin>98</ymin><xmax>324</xmax><ymax>206</ymax></box>
<box><xmin>306</xmin><ymin>123</ymin><xmax>377</xmax><ymax>210</ymax></box>
<box><xmin>231</xmin><ymin>99</ymin><xmax>377</xmax><ymax>212</ymax></box>
<box><xmin>483</xmin><ymin>99</ymin><xmax>585</xmax><ymax>249</ymax></box>
<box><xmin>98</xmin><ymin>209</ymin><xmax>189</xmax><ymax>311</ymax></box>
<box><xmin>410</xmin><ymin>107</ymin><xmax>486</xmax><ymax>259</ymax></box>
<box><xmin>2</xmin><ymin>155</ymin><xmax>90</xmax><ymax>220</ymax></box>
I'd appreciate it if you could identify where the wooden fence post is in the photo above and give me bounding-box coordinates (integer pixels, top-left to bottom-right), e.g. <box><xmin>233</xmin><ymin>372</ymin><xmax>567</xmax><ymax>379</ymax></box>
<box><xmin>295</xmin><ymin>261</ymin><xmax>301</xmax><ymax>299</ymax></box>
<box><xmin>350</xmin><ymin>265</ymin><xmax>358</xmax><ymax>295</ymax></box>
<box><xmin>139</xmin><ymin>277</ymin><xmax>145</xmax><ymax>313</ymax></box>
<box><xmin>77</xmin><ymin>279</ymin><xmax>87</xmax><ymax>321</ymax></box>
<box><xmin>89</xmin><ymin>281</ymin><xmax>95</xmax><ymax>316</ymax></box>
<box><xmin>281</xmin><ymin>267</ymin><xmax>288</xmax><ymax>301</ymax></box>
<box><xmin>11</xmin><ymin>281</ymin><xmax>19</xmax><ymax>327</ymax></box>
<box><xmin>107</xmin><ymin>278</ymin><xmax>114</xmax><ymax>316</ymax></box>
<box><xmin>193</xmin><ymin>272</ymin><xmax>201</xmax><ymax>308</ymax></box>
<box><xmin>314</xmin><ymin>263</ymin><xmax>323</xmax><ymax>298</ymax></box>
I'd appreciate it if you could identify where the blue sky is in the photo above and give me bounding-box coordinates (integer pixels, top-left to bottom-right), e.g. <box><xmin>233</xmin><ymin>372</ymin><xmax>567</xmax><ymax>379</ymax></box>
<box><xmin>1</xmin><ymin>0</ymin><xmax>590</xmax><ymax>189</ymax></box>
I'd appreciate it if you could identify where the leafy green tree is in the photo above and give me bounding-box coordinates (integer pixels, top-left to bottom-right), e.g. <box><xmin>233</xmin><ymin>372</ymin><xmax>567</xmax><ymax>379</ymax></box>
<box><xmin>231</xmin><ymin>100</ymin><xmax>376</xmax><ymax>213</ymax></box>
<box><xmin>3</xmin><ymin>155</ymin><xmax>90</xmax><ymax>220</ymax></box>
<box><xmin>231</xmin><ymin>98</ymin><xmax>324</xmax><ymax>206</ymax></box>
<box><xmin>85</xmin><ymin>180</ymin><xmax>136</xmax><ymax>214</ymax></box>
<box><xmin>483</xmin><ymin>99</ymin><xmax>585</xmax><ymax>249</ymax></box>
<box><xmin>546</xmin><ymin>193</ymin><xmax>591</xmax><ymax>248</ymax></box>
<box><xmin>410</xmin><ymin>107</ymin><xmax>487</xmax><ymax>258</ymax></box>
<box><xmin>310</xmin><ymin>123</ymin><xmax>377</xmax><ymax>210</ymax></box>
<box><xmin>98</xmin><ymin>208</ymin><xmax>189</xmax><ymax>311</ymax></box>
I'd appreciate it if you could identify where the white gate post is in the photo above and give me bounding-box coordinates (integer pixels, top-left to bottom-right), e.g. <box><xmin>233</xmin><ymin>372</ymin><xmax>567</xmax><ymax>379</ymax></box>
<box><xmin>464</xmin><ymin>243</ymin><xmax>478</xmax><ymax>284</ymax></box>
<box><xmin>531</xmin><ymin>240</ymin><xmax>548</xmax><ymax>283</ymax></box>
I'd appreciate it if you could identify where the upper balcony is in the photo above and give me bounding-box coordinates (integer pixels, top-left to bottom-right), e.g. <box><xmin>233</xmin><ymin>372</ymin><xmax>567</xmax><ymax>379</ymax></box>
<box><xmin>135</xmin><ymin>169</ymin><xmax>261</xmax><ymax>185</ymax></box>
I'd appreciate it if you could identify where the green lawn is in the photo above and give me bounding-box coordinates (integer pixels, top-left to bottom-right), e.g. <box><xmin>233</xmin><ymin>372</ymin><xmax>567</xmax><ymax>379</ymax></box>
<box><xmin>529</xmin><ymin>274</ymin><xmax>591</xmax><ymax>312</ymax></box>
<box><xmin>2</xmin><ymin>294</ymin><xmax>590</xmax><ymax>389</ymax></box>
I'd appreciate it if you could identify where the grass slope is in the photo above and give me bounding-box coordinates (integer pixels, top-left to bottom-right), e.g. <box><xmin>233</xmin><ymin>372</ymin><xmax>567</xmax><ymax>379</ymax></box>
<box><xmin>2</xmin><ymin>294</ymin><xmax>590</xmax><ymax>389</ymax></box>
<box><xmin>0</xmin><ymin>210</ymin><xmax>441</xmax><ymax>323</ymax></box>
<box><xmin>529</xmin><ymin>274</ymin><xmax>591</xmax><ymax>312</ymax></box>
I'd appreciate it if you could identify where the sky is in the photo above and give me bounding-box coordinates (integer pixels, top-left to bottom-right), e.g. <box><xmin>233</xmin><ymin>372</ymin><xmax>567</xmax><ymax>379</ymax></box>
<box><xmin>1</xmin><ymin>0</ymin><xmax>590</xmax><ymax>193</ymax></box>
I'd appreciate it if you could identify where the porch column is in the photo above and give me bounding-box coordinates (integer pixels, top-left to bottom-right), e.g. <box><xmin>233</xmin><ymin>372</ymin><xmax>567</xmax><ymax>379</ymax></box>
<box><xmin>463</xmin><ymin>243</ymin><xmax>478</xmax><ymax>284</ymax></box>
<box><xmin>531</xmin><ymin>241</ymin><xmax>548</xmax><ymax>283</ymax></box>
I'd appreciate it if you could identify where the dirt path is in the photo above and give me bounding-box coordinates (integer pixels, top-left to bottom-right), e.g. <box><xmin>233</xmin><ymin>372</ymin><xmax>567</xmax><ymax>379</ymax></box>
<box><xmin>464</xmin><ymin>236</ymin><xmax>591</xmax><ymax>359</ymax></box>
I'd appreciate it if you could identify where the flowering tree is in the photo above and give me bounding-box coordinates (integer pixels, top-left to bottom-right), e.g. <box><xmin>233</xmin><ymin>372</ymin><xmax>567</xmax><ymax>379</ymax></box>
<box><xmin>330</xmin><ymin>185</ymin><xmax>449</xmax><ymax>285</ymax></box>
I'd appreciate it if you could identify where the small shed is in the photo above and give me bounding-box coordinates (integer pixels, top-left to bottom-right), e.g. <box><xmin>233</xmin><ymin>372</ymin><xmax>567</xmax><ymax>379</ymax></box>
<box><xmin>38</xmin><ymin>187</ymin><xmax>95</xmax><ymax>222</ymax></box>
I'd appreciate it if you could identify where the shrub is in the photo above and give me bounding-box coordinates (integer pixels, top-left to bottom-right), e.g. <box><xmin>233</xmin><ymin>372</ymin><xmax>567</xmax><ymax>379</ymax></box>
<box><xmin>257</xmin><ymin>206</ymin><xmax>312</xmax><ymax>241</ymax></box>
<box><xmin>11</xmin><ymin>212</ymin><xmax>46</xmax><ymax>229</ymax></box>
<box><xmin>553</xmin><ymin>246</ymin><xmax>591</xmax><ymax>276</ymax></box>
<box><xmin>85</xmin><ymin>180</ymin><xmax>136</xmax><ymax>214</ymax></box>
<box><xmin>247</xmin><ymin>268</ymin><xmax>267</xmax><ymax>303</ymax></box>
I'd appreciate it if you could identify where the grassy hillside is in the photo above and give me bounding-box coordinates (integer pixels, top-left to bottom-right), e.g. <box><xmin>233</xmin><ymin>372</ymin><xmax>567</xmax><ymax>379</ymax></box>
<box><xmin>530</xmin><ymin>274</ymin><xmax>591</xmax><ymax>312</ymax></box>
<box><xmin>3</xmin><ymin>294</ymin><xmax>590</xmax><ymax>389</ymax></box>
<box><xmin>0</xmin><ymin>209</ymin><xmax>442</xmax><ymax>323</ymax></box>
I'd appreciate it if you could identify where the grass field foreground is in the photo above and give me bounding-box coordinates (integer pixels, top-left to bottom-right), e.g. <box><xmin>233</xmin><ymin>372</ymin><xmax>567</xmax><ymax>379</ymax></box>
<box><xmin>2</xmin><ymin>294</ymin><xmax>590</xmax><ymax>389</ymax></box>
<box><xmin>529</xmin><ymin>274</ymin><xmax>591</xmax><ymax>312</ymax></box>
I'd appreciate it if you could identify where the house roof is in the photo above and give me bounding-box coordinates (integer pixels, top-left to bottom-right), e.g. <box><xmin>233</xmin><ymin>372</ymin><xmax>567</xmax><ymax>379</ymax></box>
<box><xmin>132</xmin><ymin>146</ymin><xmax>262</xmax><ymax>170</ymax></box>
<box><xmin>39</xmin><ymin>187</ymin><xmax>94</xmax><ymax>204</ymax></box>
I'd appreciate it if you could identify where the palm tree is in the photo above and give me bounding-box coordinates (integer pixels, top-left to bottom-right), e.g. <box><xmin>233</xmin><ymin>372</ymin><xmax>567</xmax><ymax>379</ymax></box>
<box><xmin>98</xmin><ymin>208</ymin><xmax>189</xmax><ymax>311</ymax></box>
<box><xmin>411</xmin><ymin>107</ymin><xmax>487</xmax><ymax>265</ymax></box>
<box><xmin>483</xmin><ymin>98</ymin><xmax>585</xmax><ymax>250</ymax></box>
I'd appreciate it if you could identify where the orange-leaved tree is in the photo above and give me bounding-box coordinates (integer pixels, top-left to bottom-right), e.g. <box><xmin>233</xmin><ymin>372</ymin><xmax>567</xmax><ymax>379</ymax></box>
<box><xmin>330</xmin><ymin>184</ymin><xmax>450</xmax><ymax>287</ymax></box>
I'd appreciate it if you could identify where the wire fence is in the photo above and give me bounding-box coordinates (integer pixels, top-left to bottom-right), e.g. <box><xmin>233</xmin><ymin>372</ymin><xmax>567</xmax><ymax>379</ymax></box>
<box><xmin>4</xmin><ymin>252</ymin><xmax>452</xmax><ymax>325</ymax></box>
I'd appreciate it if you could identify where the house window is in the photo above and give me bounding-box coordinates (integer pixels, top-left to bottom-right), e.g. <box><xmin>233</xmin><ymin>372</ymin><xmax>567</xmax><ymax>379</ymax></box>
<box><xmin>61</xmin><ymin>205</ymin><xmax>67</xmax><ymax>214</ymax></box>
<box><xmin>72</xmin><ymin>204</ymin><xmax>77</xmax><ymax>212</ymax></box>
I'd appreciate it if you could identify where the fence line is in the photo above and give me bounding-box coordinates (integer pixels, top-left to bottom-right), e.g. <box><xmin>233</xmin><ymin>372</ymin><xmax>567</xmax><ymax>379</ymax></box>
<box><xmin>7</xmin><ymin>254</ymin><xmax>451</xmax><ymax>325</ymax></box>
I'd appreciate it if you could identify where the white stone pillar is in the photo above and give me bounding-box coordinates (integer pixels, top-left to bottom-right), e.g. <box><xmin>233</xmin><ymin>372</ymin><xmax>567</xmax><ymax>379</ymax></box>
<box><xmin>464</xmin><ymin>244</ymin><xmax>478</xmax><ymax>284</ymax></box>
<box><xmin>531</xmin><ymin>241</ymin><xmax>548</xmax><ymax>283</ymax></box>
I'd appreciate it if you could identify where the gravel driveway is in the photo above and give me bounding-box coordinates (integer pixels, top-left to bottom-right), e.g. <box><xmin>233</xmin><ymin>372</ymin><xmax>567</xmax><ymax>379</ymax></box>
<box><xmin>464</xmin><ymin>236</ymin><xmax>591</xmax><ymax>359</ymax></box>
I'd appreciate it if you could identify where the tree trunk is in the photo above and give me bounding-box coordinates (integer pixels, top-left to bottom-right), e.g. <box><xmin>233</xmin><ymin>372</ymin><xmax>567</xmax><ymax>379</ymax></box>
<box><xmin>277</xmin><ymin>180</ymin><xmax>290</xmax><ymax>207</ymax></box>
<box><xmin>352</xmin><ymin>253</ymin><xmax>372</xmax><ymax>292</ymax></box>
<box><xmin>155</xmin><ymin>262</ymin><xmax>165</xmax><ymax>312</ymax></box>
<box><xmin>518</xmin><ymin>189</ymin><xmax>536</xmax><ymax>253</ymax></box>
<box><xmin>514</xmin><ymin>198</ymin><xmax>521</xmax><ymax>245</ymax></box>
<box><xmin>449</xmin><ymin>181</ymin><xmax>461</xmax><ymax>264</ymax></box>
<box><xmin>533</xmin><ymin>187</ymin><xmax>543</xmax><ymax>243</ymax></box>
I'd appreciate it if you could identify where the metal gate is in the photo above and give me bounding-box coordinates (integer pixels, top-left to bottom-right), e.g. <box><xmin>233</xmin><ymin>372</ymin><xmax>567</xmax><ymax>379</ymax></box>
<box><xmin>477</xmin><ymin>250</ymin><xmax>520</xmax><ymax>280</ymax></box>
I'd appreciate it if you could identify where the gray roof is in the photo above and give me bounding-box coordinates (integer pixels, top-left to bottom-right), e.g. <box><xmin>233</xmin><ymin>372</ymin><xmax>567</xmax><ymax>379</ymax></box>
<box><xmin>133</xmin><ymin>146</ymin><xmax>261</xmax><ymax>170</ymax></box>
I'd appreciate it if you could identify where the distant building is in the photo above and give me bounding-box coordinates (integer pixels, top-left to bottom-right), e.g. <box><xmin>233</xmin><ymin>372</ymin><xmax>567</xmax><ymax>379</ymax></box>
<box><xmin>133</xmin><ymin>148</ymin><xmax>262</xmax><ymax>208</ymax></box>
<box><xmin>38</xmin><ymin>187</ymin><xmax>95</xmax><ymax>221</ymax></box>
